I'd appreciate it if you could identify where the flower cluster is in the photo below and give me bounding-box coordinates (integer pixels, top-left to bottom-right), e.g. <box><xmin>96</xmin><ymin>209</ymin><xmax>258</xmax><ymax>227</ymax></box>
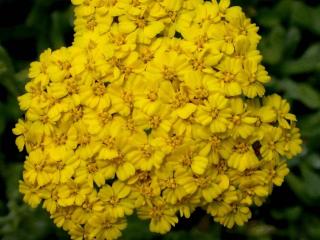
<box><xmin>13</xmin><ymin>0</ymin><xmax>302</xmax><ymax>239</ymax></box>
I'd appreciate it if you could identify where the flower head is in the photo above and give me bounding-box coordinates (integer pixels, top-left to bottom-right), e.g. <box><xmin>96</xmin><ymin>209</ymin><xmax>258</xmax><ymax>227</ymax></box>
<box><xmin>14</xmin><ymin>0</ymin><xmax>302</xmax><ymax>239</ymax></box>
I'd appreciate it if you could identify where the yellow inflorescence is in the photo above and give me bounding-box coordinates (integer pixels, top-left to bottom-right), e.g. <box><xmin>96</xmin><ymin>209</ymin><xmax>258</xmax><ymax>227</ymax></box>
<box><xmin>13</xmin><ymin>0</ymin><xmax>302</xmax><ymax>239</ymax></box>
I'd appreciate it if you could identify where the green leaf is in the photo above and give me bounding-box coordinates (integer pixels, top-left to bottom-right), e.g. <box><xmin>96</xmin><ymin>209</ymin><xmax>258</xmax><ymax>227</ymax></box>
<box><xmin>299</xmin><ymin>111</ymin><xmax>320</xmax><ymax>138</ymax></box>
<box><xmin>3</xmin><ymin>164</ymin><xmax>23</xmax><ymax>201</ymax></box>
<box><xmin>122</xmin><ymin>215</ymin><xmax>157</xmax><ymax>240</ymax></box>
<box><xmin>271</xmin><ymin>207</ymin><xmax>302</xmax><ymax>222</ymax></box>
<box><xmin>4</xmin><ymin>97</ymin><xmax>21</xmax><ymax>120</ymax></box>
<box><xmin>273</xmin><ymin>0</ymin><xmax>293</xmax><ymax>20</ymax></box>
<box><xmin>281</xmin><ymin>44</ymin><xmax>320</xmax><ymax>75</ymax></box>
<box><xmin>0</xmin><ymin>46</ymin><xmax>18</xmax><ymax>96</ymax></box>
<box><xmin>305</xmin><ymin>154</ymin><xmax>320</xmax><ymax>170</ymax></box>
<box><xmin>164</xmin><ymin>231</ymin><xmax>190</xmax><ymax>240</ymax></box>
<box><xmin>256</xmin><ymin>9</ymin><xmax>280</xmax><ymax>28</ymax></box>
<box><xmin>286</xmin><ymin>173</ymin><xmax>311</xmax><ymax>205</ymax></box>
<box><xmin>290</xmin><ymin>1</ymin><xmax>313</xmax><ymax>30</ymax></box>
<box><xmin>277</xmin><ymin>79</ymin><xmax>320</xmax><ymax>109</ymax></box>
<box><xmin>0</xmin><ymin>48</ymin><xmax>13</xmax><ymax>76</ymax></box>
<box><xmin>305</xmin><ymin>215</ymin><xmax>320</xmax><ymax>239</ymax></box>
<box><xmin>260</xmin><ymin>25</ymin><xmax>286</xmax><ymax>65</ymax></box>
<box><xmin>284</xmin><ymin>27</ymin><xmax>301</xmax><ymax>58</ymax></box>
<box><xmin>246</xmin><ymin>222</ymin><xmax>276</xmax><ymax>238</ymax></box>
<box><xmin>0</xmin><ymin>103</ymin><xmax>6</xmax><ymax>134</ymax></box>
<box><xmin>50</xmin><ymin>11</ymin><xmax>68</xmax><ymax>49</ymax></box>
<box><xmin>313</xmin><ymin>7</ymin><xmax>320</xmax><ymax>35</ymax></box>
<box><xmin>290</xmin><ymin>2</ymin><xmax>320</xmax><ymax>35</ymax></box>
<box><xmin>300</xmin><ymin>163</ymin><xmax>320</xmax><ymax>199</ymax></box>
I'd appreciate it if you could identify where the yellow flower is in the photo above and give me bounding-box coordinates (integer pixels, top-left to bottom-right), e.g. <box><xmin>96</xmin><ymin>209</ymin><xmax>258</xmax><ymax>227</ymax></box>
<box><xmin>193</xmin><ymin>1</ymin><xmax>220</xmax><ymax>25</ymax></box>
<box><xmin>260</xmin><ymin>126</ymin><xmax>284</xmax><ymax>161</ymax></box>
<box><xmin>82</xmin><ymin>107</ymin><xmax>114</xmax><ymax>135</ymax></box>
<box><xmin>23</xmin><ymin>149</ymin><xmax>54</xmax><ymax>186</ymax></box>
<box><xmin>196</xmin><ymin>169</ymin><xmax>230</xmax><ymax>202</ymax></box>
<box><xmin>58</xmin><ymin>181</ymin><xmax>92</xmax><ymax>207</ymax></box>
<box><xmin>156</xmin><ymin>167</ymin><xmax>188</xmax><ymax>204</ymax></box>
<box><xmin>241</xmin><ymin>60</ymin><xmax>271</xmax><ymax>98</ymax></box>
<box><xmin>138</xmin><ymin>197</ymin><xmax>178</xmax><ymax>234</ymax></box>
<box><xmin>176</xmin><ymin>193</ymin><xmax>200</xmax><ymax>218</ymax></box>
<box><xmin>73</xmin><ymin>122</ymin><xmax>101</xmax><ymax>159</ymax></box>
<box><xmin>279</xmin><ymin>126</ymin><xmax>303</xmax><ymax>158</ymax></box>
<box><xmin>207</xmin><ymin>22</ymin><xmax>238</xmax><ymax>55</ymax></box>
<box><xmin>118</xmin><ymin>12</ymin><xmax>164</xmax><ymax>44</ymax></box>
<box><xmin>228</xmin><ymin>98</ymin><xmax>257</xmax><ymax>138</ymax></box>
<box><xmin>15</xmin><ymin>0</ymin><xmax>303</xmax><ymax>238</ymax></box>
<box><xmin>12</xmin><ymin>119</ymin><xmax>29</xmax><ymax>152</ymax></box>
<box><xmin>207</xmin><ymin>58</ymin><xmax>245</xmax><ymax>96</ymax></box>
<box><xmin>215</xmin><ymin>204</ymin><xmax>252</xmax><ymax>228</ymax></box>
<box><xmin>106</xmin><ymin>24</ymin><xmax>137</xmax><ymax>58</ymax></box>
<box><xmin>264</xmin><ymin>94</ymin><xmax>297</xmax><ymax>129</ymax></box>
<box><xmin>166</xmin><ymin>143</ymin><xmax>209</xmax><ymax>175</ymax></box>
<box><xmin>71</xmin><ymin>190</ymin><xmax>101</xmax><ymax>224</ymax></box>
<box><xmin>206</xmin><ymin>187</ymin><xmax>238</xmax><ymax>217</ymax></box>
<box><xmin>95</xmin><ymin>181</ymin><xmax>134</xmax><ymax>218</ymax></box>
<box><xmin>18</xmin><ymin>82</ymin><xmax>48</xmax><ymax>112</ymax></box>
<box><xmin>87</xmin><ymin>213</ymin><xmax>127</xmax><ymax>240</ymax></box>
<box><xmin>96</xmin><ymin>119</ymin><xmax>136</xmax><ymax>181</ymax></box>
<box><xmin>44</xmin><ymin>124</ymin><xmax>77</xmax><ymax>160</ymax></box>
<box><xmin>50</xmin><ymin>155</ymin><xmax>79</xmax><ymax>184</ymax></box>
<box><xmin>107</xmin><ymin>52</ymin><xmax>145</xmax><ymax>85</ymax></box>
<box><xmin>25</xmin><ymin>107</ymin><xmax>61</xmax><ymax>139</ymax></box>
<box><xmin>265</xmin><ymin>160</ymin><xmax>290</xmax><ymax>187</ymax></box>
<box><xmin>74</xmin><ymin>152</ymin><xmax>107</xmax><ymax>187</ymax></box>
<box><xmin>247</xmin><ymin>99</ymin><xmax>277</xmax><ymax>138</ymax></box>
<box><xmin>145</xmin><ymin>51</ymin><xmax>192</xmax><ymax>88</ymax></box>
<box><xmin>48</xmin><ymin>76</ymin><xmax>82</xmax><ymax>105</ymax></box>
<box><xmin>176</xmin><ymin>168</ymin><xmax>229</xmax><ymax>202</ymax></box>
<box><xmin>184</xmin><ymin>72</ymin><xmax>210</xmax><ymax>103</ymax></box>
<box><xmin>127</xmin><ymin>170</ymin><xmax>161</xmax><ymax>206</ymax></box>
<box><xmin>107</xmin><ymin>78</ymin><xmax>139</xmax><ymax>116</ymax></box>
<box><xmin>19</xmin><ymin>181</ymin><xmax>43</xmax><ymax>208</ymax></box>
<box><xmin>227</xmin><ymin>137</ymin><xmax>259</xmax><ymax>171</ymax></box>
<box><xmin>131</xmin><ymin>106</ymin><xmax>171</xmax><ymax>136</ymax></box>
<box><xmin>42</xmin><ymin>186</ymin><xmax>60</xmax><ymax>214</ymax></box>
<box><xmin>79</xmin><ymin>79</ymin><xmax>111</xmax><ymax>110</ymax></box>
<box><xmin>126</xmin><ymin>132</ymin><xmax>167</xmax><ymax>170</ymax></box>
<box><xmin>198</xmin><ymin>132</ymin><xmax>230</xmax><ymax>164</ymax></box>
<box><xmin>52</xmin><ymin>206</ymin><xmax>79</xmax><ymax>231</ymax></box>
<box><xmin>195</xmin><ymin>93</ymin><xmax>231</xmax><ymax>133</ymax></box>
<box><xmin>158</xmin><ymin>81</ymin><xmax>196</xmax><ymax>119</ymax></box>
<box><xmin>28</xmin><ymin>49</ymin><xmax>51</xmax><ymax>86</ymax></box>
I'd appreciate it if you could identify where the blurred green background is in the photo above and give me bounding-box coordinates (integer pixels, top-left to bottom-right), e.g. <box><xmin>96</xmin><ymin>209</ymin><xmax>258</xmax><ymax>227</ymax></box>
<box><xmin>0</xmin><ymin>0</ymin><xmax>320</xmax><ymax>239</ymax></box>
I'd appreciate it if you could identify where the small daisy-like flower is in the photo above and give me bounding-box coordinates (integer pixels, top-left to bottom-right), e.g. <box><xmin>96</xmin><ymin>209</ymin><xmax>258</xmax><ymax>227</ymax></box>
<box><xmin>137</xmin><ymin>197</ymin><xmax>178</xmax><ymax>234</ymax></box>
<box><xmin>195</xmin><ymin>93</ymin><xmax>231</xmax><ymax>133</ymax></box>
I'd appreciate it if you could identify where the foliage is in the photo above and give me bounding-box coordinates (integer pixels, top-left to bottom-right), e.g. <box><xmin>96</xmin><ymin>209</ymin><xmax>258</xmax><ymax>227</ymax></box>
<box><xmin>0</xmin><ymin>0</ymin><xmax>319</xmax><ymax>239</ymax></box>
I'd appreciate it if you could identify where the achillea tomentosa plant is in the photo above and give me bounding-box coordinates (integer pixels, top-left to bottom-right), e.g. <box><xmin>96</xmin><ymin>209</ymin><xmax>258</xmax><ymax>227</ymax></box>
<box><xmin>13</xmin><ymin>0</ymin><xmax>302</xmax><ymax>239</ymax></box>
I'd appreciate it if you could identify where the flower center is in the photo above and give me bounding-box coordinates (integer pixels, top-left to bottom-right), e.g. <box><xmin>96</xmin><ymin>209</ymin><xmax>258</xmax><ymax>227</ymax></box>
<box><xmin>223</xmin><ymin>72</ymin><xmax>235</xmax><ymax>83</ymax></box>
<box><xmin>136</xmin><ymin>17</ymin><xmax>146</xmax><ymax>28</ymax></box>
<box><xmin>149</xmin><ymin>115</ymin><xmax>161</xmax><ymax>128</ymax></box>
<box><xmin>235</xmin><ymin>142</ymin><xmax>249</xmax><ymax>154</ymax></box>
<box><xmin>71</xmin><ymin>106</ymin><xmax>83</xmax><ymax>122</ymax></box>
<box><xmin>140</xmin><ymin>144</ymin><xmax>153</xmax><ymax>158</ymax></box>
<box><xmin>93</xmin><ymin>81</ymin><xmax>107</xmax><ymax>96</ymax></box>
<box><xmin>66</xmin><ymin>79</ymin><xmax>79</xmax><ymax>95</ymax></box>
<box><xmin>103</xmin><ymin>136</ymin><xmax>116</xmax><ymax>148</ymax></box>
<box><xmin>147</xmin><ymin>89</ymin><xmax>158</xmax><ymax>101</ymax></box>
<box><xmin>210</xmin><ymin>136</ymin><xmax>221</xmax><ymax>148</ymax></box>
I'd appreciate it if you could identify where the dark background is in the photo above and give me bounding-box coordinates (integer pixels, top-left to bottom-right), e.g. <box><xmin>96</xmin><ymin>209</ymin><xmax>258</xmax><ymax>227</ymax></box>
<box><xmin>1</xmin><ymin>0</ymin><xmax>320</xmax><ymax>239</ymax></box>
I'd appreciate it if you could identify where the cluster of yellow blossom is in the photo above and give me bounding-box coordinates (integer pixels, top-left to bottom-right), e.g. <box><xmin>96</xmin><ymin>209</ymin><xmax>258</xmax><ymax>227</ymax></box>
<box><xmin>13</xmin><ymin>0</ymin><xmax>303</xmax><ymax>239</ymax></box>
